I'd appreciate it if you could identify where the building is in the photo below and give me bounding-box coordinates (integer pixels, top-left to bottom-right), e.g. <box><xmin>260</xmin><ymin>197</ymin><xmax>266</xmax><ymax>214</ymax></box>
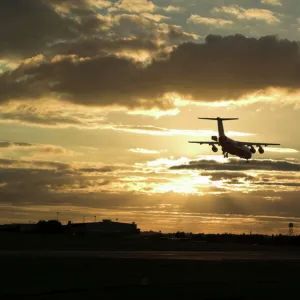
<box><xmin>0</xmin><ymin>219</ymin><xmax>140</xmax><ymax>236</ymax></box>
<box><xmin>66</xmin><ymin>219</ymin><xmax>140</xmax><ymax>235</ymax></box>
<box><xmin>0</xmin><ymin>223</ymin><xmax>36</xmax><ymax>233</ymax></box>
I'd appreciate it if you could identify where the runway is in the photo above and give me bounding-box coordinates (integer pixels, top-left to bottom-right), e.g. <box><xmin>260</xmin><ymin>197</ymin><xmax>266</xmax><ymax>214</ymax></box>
<box><xmin>1</xmin><ymin>250</ymin><xmax>300</xmax><ymax>261</ymax></box>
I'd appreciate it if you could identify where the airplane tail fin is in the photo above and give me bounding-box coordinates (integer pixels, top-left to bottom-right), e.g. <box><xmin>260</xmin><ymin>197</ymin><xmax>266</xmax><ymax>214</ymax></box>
<box><xmin>198</xmin><ymin>117</ymin><xmax>238</xmax><ymax>137</ymax></box>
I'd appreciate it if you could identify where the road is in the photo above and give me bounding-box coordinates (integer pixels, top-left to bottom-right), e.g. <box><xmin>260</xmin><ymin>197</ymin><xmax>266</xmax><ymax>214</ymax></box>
<box><xmin>1</xmin><ymin>250</ymin><xmax>300</xmax><ymax>261</ymax></box>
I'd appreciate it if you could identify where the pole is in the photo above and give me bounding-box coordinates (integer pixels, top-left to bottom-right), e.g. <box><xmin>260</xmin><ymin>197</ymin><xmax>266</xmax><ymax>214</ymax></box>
<box><xmin>57</xmin><ymin>212</ymin><xmax>59</xmax><ymax>221</ymax></box>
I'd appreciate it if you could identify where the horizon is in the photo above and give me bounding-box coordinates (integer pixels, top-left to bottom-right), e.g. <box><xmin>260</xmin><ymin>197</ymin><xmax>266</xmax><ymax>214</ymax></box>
<box><xmin>0</xmin><ymin>0</ymin><xmax>300</xmax><ymax>235</ymax></box>
<box><xmin>0</xmin><ymin>217</ymin><xmax>297</xmax><ymax>236</ymax></box>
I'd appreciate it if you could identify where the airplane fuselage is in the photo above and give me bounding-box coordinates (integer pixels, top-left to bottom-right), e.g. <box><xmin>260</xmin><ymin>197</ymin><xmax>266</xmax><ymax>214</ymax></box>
<box><xmin>188</xmin><ymin>117</ymin><xmax>280</xmax><ymax>160</ymax></box>
<box><xmin>219</xmin><ymin>136</ymin><xmax>252</xmax><ymax>160</ymax></box>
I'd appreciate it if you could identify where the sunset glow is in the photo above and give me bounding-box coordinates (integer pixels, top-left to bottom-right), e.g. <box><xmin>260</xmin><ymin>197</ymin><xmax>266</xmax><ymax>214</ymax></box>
<box><xmin>0</xmin><ymin>0</ymin><xmax>300</xmax><ymax>234</ymax></box>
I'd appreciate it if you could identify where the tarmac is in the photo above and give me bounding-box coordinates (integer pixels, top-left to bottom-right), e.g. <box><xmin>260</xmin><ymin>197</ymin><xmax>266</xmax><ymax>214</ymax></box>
<box><xmin>1</xmin><ymin>250</ymin><xmax>300</xmax><ymax>261</ymax></box>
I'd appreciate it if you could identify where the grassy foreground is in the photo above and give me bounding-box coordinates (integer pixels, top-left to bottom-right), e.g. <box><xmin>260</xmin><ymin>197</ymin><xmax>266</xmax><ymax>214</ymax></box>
<box><xmin>0</xmin><ymin>256</ymin><xmax>299</xmax><ymax>299</ymax></box>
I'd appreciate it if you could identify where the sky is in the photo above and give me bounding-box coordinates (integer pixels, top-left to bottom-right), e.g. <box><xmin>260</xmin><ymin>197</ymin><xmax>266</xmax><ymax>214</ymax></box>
<box><xmin>0</xmin><ymin>0</ymin><xmax>300</xmax><ymax>234</ymax></box>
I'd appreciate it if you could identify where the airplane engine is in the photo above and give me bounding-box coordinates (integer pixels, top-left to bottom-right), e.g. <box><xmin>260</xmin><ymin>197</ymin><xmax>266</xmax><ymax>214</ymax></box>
<box><xmin>212</xmin><ymin>145</ymin><xmax>218</xmax><ymax>152</ymax></box>
<box><xmin>250</xmin><ymin>146</ymin><xmax>256</xmax><ymax>154</ymax></box>
<box><xmin>258</xmin><ymin>146</ymin><xmax>264</xmax><ymax>154</ymax></box>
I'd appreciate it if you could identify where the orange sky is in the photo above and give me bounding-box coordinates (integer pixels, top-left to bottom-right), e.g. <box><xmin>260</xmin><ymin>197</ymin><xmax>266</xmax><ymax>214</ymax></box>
<box><xmin>0</xmin><ymin>0</ymin><xmax>300</xmax><ymax>234</ymax></box>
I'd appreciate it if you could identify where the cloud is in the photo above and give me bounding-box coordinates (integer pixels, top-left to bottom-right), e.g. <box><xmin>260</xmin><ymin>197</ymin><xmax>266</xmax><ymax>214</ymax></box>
<box><xmin>112</xmin><ymin>14</ymin><xmax>198</xmax><ymax>44</ymax></box>
<box><xmin>0</xmin><ymin>141</ymin><xmax>32</xmax><ymax>148</ymax></box>
<box><xmin>44</xmin><ymin>13</ymin><xmax>198</xmax><ymax>65</ymax></box>
<box><xmin>2</xmin><ymin>34</ymin><xmax>300</xmax><ymax>109</ymax></box>
<box><xmin>201</xmin><ymin>171</ymin><xmax>255</xmax><ymax>182</ymax></box>
<box><xmin>0</xmin><ymin>140</ymin><xmax>79</xmax><ymax>157</ymax></box>
<box><xmin>187</xmin><ymin>15</ymin><xmax>233</xmax><ymax>26</ymax></box>
<box><xmin>1</xmin><ymin>154</ymin><xmax>300</xmax><ymax>233</ymax></box>
<box><xmin>86</xmin><ymin>0</ymin><xmax>112</xmax><ymax>9</ymax></box>
<box><xmin>0</xmin><ymin>158</ymin><xmax>70</xmax><ymax>170</ymax></box>
<box><xmin>0</xmin><ymin>101</ymin><xmax>105</xmax><ymax>128</ymax></box>
<box><xmin>128</xmin><ymin>148</ymin><xmax>167</xmax><ymax>154</ymax></box>
<box><xmin>170</xmin><ymin>158</ymin><xmax>300</xmax><ymax>172</ymax></box>
<box><xmin>212</xmin><ymin>5</ymin><xmax>281</xmax><ymax>24</ymax></box>
<box><xmin>110</xmin><ymin>0</ymin><xmax>156</xmax><ymax>13</ymax></box>
<box><xmin>0</xmin><ymin>99</ymin><xmax>253</xmax><ymax>132</ymax></box>
<box><xmin>261</xmin><ymin>0</ymin><xmax>282</xmax><ymax>6</ymax></box>
<box><xmin>162</xmin><ymin>6</ymin><xmax>185</xmax><ymax>13</ymax></box>
<box><xmin>264</xmin><ymin>147</ymin><xmax>299</xmax><ymax>153</ymax></box>
<box><xmin>0</xmin><ymin>0</ymin><xmax>75</xmax><ymax>58</ymax></box>
<box><xmin>0</xmin><ymin>0</ymin><xmax>193</xmax><ymax>65</ymax></box>
<box><xmin>78</xmin><ymin>166</ymin><xmax>115</xmax><ymax>173</ymax></box>
<box><xmin>32</xmin><ymin>145</ymin><xmax>80</xmax><ymax>157</ymax></box>
<box><xmin>141</xmin><ymin>13</ymin><xmax>170</xmax><ymax>22</ymax></box>
<box><xmin>112</xmin><ymin>124</ymin><xmax>253</xmax><ymax>137</ymax></box>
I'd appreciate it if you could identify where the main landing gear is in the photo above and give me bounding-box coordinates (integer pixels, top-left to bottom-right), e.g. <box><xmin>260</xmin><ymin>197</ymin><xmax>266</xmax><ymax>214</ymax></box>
<box><xmin>222</xmin><ymin>149</ymin><xmax>229</xmax><ymax>158</ymax></box>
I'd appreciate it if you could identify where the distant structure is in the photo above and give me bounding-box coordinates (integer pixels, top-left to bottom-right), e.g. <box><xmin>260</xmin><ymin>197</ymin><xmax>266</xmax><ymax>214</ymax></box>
<box><xmin>0</xmin><ymin>219</ymin><xmax>140</xmax><ymax>236</ymax></box>
<box><xmin>68</xmin><ymin>219</ymin><xmax>139</xmax><ymax>235</ymax></box>
<box><xmin>288</xmin><ymin>223</ymin><xmax>294</xmax><ymax>236</ymax></box>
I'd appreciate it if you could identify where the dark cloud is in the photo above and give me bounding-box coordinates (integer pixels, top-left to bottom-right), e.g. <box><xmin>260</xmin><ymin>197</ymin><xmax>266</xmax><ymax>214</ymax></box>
<box><xmin>0</xmin><ymin>158</ymin><xmax>120</xmax><ymax>174</ymax></box>
<box><xmin>148</xmin><ymin>34</ymin><xmax>300</xmax><ymax>101</ymax></box>
<box><xmin>0</xmin><ymin>158</ymin><xmax>119</xmax><ymax>208</ymax></box>
<box><xmin>170</xmin><ymin>158</ymin><xmax>300</xmax><ymax>172</ymax></box>
<box><xmin>0</xmin><ymin>158</ymin><xmax>70</xmax><ymax>170</ymax></box>
<box><xmin>79</xmin><ymin>166</ymin><xmax>114</xmax><ymax>173</ymax></box>
<box><xmin>201</xmin><ymin>171</ymin><xmax>254</xmax><ymax>181</ymax></box>
<box><xmin>1</xmin><ymin>34</ymin><xmax>300</xmax><ymax>108</ymax></box>
<box><xmin>256</xmin><ymin>181</ymin><xmax>300</xmax><ymax>187</ymax></box>
<box><xmin>1</xmin><ymin>157</ymin><xmax>300</xmax><ymax>225</ymax></box>
<box><xmin>114</xmin><ymin>125</ymin><xmax>168</xmax><ymax>132</ymax></box>
<box><xmin>0</xmin><ymin>159</ymin><xmax>124</xmax><ymax>208</ymax></box>
<box><xmin>0</xmin><ymin>0</ymin><xmax>75</xmax><ymax>58</ymax></box>
<box><xmin>0</xmin><ymin>140</ymin><xmax>77</xmax><ymax>156</ymax></box>
<box><xmin>0</xmin><ymin>141</ymin><xmax>32</xmax><ymax>148</ymax></box>
<box><xmin>51</xmin><ymin>37</ymin><xmax>160</xmax><ymax>58</ymax></box>
<box><xmin>47</xmin><ymin>13</ymin><xmax>197</xmax><ymax>61</ymax></box>
<box><xmin>0</xmin><ymin>106</ymin><xmax>96</xmax><ymax>128</ymax></box>
<box><xmin>0</xmin><ymin>0</ymin><xmax>196</xmax><ymax>62</ymax></box>
<box><xmin>261</xmin><ymin>174</ymin><xmax>300</xmax><ymax>180</ymax></box>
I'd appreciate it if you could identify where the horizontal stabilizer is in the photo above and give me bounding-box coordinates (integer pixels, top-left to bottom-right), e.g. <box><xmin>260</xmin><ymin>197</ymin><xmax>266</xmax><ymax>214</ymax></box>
<box><xmin>198</xmin><ymin>117</ymin><xmax>238</xmax><ymax>121</ymax></box>
<box><xmin>188</xmin><ymin>141</ymin><xmax>218</xmax><ymax>145</ymax></box>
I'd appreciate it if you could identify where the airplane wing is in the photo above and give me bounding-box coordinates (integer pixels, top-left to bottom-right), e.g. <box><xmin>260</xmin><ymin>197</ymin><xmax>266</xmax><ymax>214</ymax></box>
<box><xmin>188</xmin><ymin>141</ymin><xmax>219</xmax><ymax>145</ymax></box>
<box><xmin>236</xmin><ymin>141</ymin><xmax>280</xmax><ymax>147</ymax></box>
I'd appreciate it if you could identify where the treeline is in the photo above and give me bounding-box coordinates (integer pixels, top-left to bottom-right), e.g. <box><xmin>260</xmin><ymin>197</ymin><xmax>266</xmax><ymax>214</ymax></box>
<box><xmin>149</xmin><ymin>231</ymin><xmax>300</xmax><ymax>246</ymax></box>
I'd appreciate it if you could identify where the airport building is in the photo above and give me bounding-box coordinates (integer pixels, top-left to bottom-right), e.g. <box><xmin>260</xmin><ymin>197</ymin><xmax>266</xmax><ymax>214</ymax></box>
<box><xmin>67</xmin><ymin>219</ymin><xmax>140</xmax><ymax>235</ymax></box>
<box><xmin>0</xmin><ymin>223</ymin><xmax>36</xmax><ymax>233</ymax></box>
<box><xmin>0</xmin><ymin>219</ymin><xmax>140</xmax><ymax>235</ymax></box>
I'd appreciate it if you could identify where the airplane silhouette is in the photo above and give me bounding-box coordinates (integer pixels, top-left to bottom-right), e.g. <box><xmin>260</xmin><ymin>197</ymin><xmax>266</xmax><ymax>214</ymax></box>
<box><xmin>189</xmin><ymin>117</ymin><xmax>280</xmax><ymax>161</ymax></box>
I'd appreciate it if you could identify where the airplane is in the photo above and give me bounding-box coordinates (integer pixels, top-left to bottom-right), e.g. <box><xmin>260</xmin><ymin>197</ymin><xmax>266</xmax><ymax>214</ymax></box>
<box><xmin>188</xmin><ymin>117</ymin><xmax>280</xmax><ymax>161</ymax></box>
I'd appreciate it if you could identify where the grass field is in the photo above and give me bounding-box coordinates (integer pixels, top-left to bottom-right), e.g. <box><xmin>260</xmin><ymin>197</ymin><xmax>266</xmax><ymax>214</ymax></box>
<box><xmin>1</xmin><ymin>233</ymin><xmax>299</xmax><ymax>299</ymax></box>
<box><xmin>0</xmin><ymin>232</ymin><xmax>299</xmax><ymax>251</ymax></box>
<box><xmin>1</xmin><ymin>255</ymin><xmax>299</xmax><ymax>299</ymax></box>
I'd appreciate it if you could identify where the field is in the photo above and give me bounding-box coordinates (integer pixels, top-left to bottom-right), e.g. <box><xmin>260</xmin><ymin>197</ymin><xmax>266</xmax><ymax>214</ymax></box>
<box><xmin>1</xmin><ymin>255</ymin><xmax>299</xmax><ymax>299</ymax></box>
<box><xmin>0</xmin><ymin>233</ymin><xmax>300</xmax><ymax>299</ymax></box>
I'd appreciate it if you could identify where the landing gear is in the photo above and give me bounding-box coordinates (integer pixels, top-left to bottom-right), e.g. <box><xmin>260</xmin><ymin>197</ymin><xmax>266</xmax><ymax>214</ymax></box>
<box><xmin>222</xmin><ymin>148</ymin><xmax>228</xmax><ymax>158</ymax></box>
